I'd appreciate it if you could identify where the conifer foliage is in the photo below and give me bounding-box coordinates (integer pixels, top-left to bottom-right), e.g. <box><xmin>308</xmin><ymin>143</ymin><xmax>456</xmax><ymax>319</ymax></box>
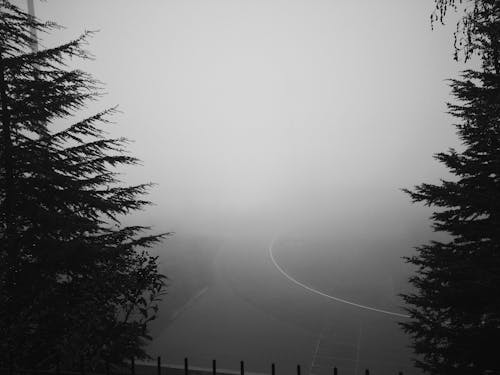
<box><xmin>0</xmin><ymin>1</ymin><xmax>167</xmax><ymax>368</ymax></box>
<box><xmin>402</xmin><ymin>1</ymin><xmax>500</xmax><ymax>373</ymax></box>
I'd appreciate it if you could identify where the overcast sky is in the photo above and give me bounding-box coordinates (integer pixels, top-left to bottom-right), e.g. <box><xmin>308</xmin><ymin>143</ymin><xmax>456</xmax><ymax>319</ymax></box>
<box><xmin>31</xmin><ymin>0</ymin><xmax>466</xmax><ymax>236</ymax></box>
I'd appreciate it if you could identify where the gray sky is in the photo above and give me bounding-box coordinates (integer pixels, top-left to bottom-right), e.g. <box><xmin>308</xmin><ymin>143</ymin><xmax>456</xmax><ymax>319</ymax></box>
<box><xmin>32</xmin><ymin>0</ymin><xmax>465</xmax><ymax>236</ymax></box>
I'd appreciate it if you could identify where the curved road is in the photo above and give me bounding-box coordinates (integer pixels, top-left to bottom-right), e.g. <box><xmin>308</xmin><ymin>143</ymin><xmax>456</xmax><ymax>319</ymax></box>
<box><xmin>149</xmin><ymin>234</ymin><xmax>418</xmax><ymax>375</ymax></box>
<box><xmin>268</xmin><ymin>237</ymin><xmax>410</xmax><ymax>318</ymax></box>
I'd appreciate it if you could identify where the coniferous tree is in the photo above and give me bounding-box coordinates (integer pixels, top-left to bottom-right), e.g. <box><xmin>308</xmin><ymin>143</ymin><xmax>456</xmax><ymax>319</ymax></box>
<box><xmin>0</xmin><ymin>1</ymin><xmax>168</xmax><ymax>369</ymax></box>
<box><xmin>401</xmin><ymin>1</ymin><xmax>500</xmax><ymax>374</ymax></box>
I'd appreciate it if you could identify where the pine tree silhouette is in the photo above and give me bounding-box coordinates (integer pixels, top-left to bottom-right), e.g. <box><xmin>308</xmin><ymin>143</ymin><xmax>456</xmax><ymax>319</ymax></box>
<box><xmin>402</xmin><ymin>1</ymin><xmax>500</xmax><ymax>373</ymax></box>
<box><xmin>0</xmin><ymin>1</ymin><xmax>169</xmax><ymax>369</ymax></box>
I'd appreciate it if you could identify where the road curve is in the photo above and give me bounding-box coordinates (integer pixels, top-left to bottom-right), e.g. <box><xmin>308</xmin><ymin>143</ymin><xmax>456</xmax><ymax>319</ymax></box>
<box><xmin>268</xmin><ymin>237</ymin><xmax>410</xmax><ymax>319</ymax></box>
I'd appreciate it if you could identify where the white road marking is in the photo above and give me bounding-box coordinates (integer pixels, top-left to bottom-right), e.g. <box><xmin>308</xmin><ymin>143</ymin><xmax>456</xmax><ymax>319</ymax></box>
<box><xmin>354</xmin><ymin>323</ymin><xmax>362</xmax><ymax>375</ymax></box>
<box><xmin>268</xmin><ymin>237</ymin><xmax>410</xmax><ymax>318</ymax></box>
<box><xmin>309</xmin><ymin>332</ymin><xmax>323</xmax><ymax>375</ymax></box>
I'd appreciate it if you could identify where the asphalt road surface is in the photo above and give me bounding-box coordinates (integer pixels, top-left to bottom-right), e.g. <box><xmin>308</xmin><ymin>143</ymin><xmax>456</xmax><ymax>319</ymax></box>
<box><xmin>148</xmin><ymin>233</ymin><xmax>418</xmax><ymax>375</ymax></box>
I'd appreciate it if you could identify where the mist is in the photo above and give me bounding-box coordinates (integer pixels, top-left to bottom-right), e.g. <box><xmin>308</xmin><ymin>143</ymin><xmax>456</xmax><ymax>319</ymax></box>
<box><xmin>31</xmin><ymin>0</ymin><xmax>466</xmax><ymax>374</ymax></box>
<box><xmin>35</xmin><ymin>0</ymin><xmax>462</xmax><ymax>232</ymax></box>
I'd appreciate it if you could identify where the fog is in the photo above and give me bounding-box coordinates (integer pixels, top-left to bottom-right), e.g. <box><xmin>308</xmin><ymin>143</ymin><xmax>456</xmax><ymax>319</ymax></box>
<box><xmin>33</xmin><ymin>0</ymin><xmax>466</xmax><ymax>373</ymax></box>
<box><xmin>34</xmin><ymin>0</ymin><xmax>463</xmax><ymax>234</ymax></box>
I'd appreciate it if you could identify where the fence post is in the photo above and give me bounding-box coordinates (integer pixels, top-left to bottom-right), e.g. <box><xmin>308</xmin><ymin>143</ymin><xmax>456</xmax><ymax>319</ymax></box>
<box><xmin>157</xmin><ymin>356</ymin><xmax>161</xmax><ymax>375</ymax></box>
<box><xmin>8</xmin><ymin>350</ymin><xmax>13</xmax><ymax>375</ymax></box>
<box><xmin>297</xmin><ymin>365</ymin><xmax>301</xmax><ymax>375</ymax></box>
<box><xmin>184</xmin><ymin>358</ymin><xmax>188</xmax><ymax>375</ymax></box>
<box><xmin>271</xmin><ymin>363</ymin><xmax>275</xmax><ymax>375</ymax></box>
<box><xmin>131</xmin><ymin>357</ymin><xmax>135</xmax><ymax>375</ymax></box>
<box><xmin>240</xmin><ymin>361</ymin><xmax>244</xmax><ymax>375</ymax></box>
<box><xmin>212</xmin><ymin>359</ymin><xmax>216</xmax><ymax>375</ymax></box>
<box><xmin>333</xmin><ymin>367</ymin><xmax>337</xmax><ymax>375</ymax></box>
<box><xmin>80</xmin><ymin>355</ymin><xmax>85</xmax><ymax>375</ymax></box>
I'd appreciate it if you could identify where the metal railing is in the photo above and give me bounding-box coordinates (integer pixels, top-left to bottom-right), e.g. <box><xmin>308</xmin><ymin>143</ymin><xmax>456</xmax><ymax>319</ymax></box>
<box><xmin>1</xmin><ymin>356</ymin><xmax>407</xmax><ymax>375</ymax></box>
